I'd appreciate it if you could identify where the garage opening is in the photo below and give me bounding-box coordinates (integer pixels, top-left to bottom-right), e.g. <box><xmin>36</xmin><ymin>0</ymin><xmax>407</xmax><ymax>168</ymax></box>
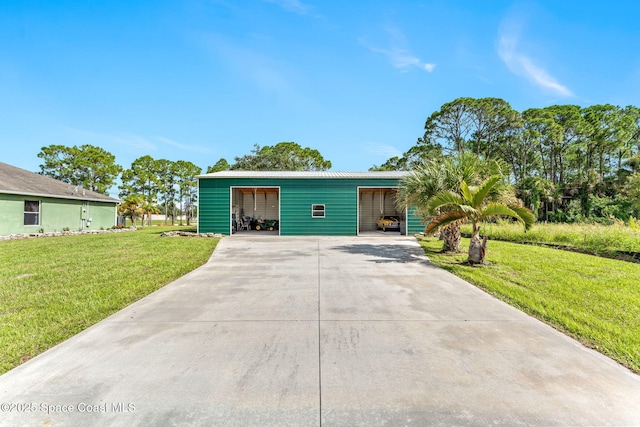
<box><xmin>358</xmin><ymin>188</ymin><xmax>405</xmax><ymax>236</ymax></box>
<box><xmin>231</xmin><ymin>187</ymin><xmax>280</xmax><ymax>235</ymax></box>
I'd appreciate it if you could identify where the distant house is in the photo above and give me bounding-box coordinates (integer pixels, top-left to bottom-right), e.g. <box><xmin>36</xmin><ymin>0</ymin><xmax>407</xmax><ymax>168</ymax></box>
<box><xmin>0</xmin><ymin>162</ymin><xmax>120</xmax><ymax>236</ymax></box>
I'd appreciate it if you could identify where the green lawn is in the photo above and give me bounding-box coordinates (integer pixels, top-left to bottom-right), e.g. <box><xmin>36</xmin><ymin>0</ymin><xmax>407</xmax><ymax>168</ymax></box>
<box><xmin>461</xmin><ymin>221</ymin><xmax>640</xmax><ymax>260</ymax></box>
<box><xmin>419</xmin><ymin>237</ymin><xmax>640</xmax><ymax>373</ymax></box>
<box><xmin>0</xmin><ymin>226</ymin><xmax>218</xmax><ymax>374</ymax></box>
<box><xmin>3</xmin><ymin>226</ymin><xmax>638</xmax><ymax>377</ymax></box>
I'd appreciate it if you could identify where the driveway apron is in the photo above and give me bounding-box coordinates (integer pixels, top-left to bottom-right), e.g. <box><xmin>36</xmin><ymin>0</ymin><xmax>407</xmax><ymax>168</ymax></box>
<box><xmin>1</xmin><ymin>236</ymin><xmax>639</xmax><ymax>426</ymax></box>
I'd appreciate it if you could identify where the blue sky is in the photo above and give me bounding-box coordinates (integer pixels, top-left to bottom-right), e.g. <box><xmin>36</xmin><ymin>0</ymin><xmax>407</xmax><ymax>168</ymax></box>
<box><xmin>2</xmin><ymin>0</ymin><xmax>640</xmax><ymax>178</ymax></box>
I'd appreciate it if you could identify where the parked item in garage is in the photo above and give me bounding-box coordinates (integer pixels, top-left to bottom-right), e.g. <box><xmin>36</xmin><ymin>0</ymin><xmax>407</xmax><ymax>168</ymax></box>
<box><xmin>252</xmin><ymin>218</ymin><xmax>279</xmax><ymax>231</ymax></box>
<box><xmin>376</xmin><ymin>215</ymin><xmax>401</xmax><ymax>231</ymax></box>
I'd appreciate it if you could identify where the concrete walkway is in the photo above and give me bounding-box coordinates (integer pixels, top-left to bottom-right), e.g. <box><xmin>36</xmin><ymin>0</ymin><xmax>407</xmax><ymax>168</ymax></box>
<box><xmin>1</xmin><ymin>236</ymin><xmax>639</xmax><ymax>426</ymax></box>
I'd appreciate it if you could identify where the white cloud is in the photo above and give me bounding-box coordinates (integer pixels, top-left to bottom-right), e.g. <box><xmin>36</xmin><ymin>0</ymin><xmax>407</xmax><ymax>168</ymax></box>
<box><xmin>365</xmin><ymin>44</ymin><xmax>436</xmax><ymax>73</ymax></box>
<box><xmin>60</xmin><ymin>127</ymin><xmax>210</xmax><ymax>156</ymax></box>
<box><xmin>113</xmin><ymin>133</ymin><xmax>157</xmax><ymax>152</ymax></box>
<box><xmin>58</xmin><ymin>127</ymin><xmax>156</xmax><ymax>152</ymax></box>
<box><xmin>365</xmin><ymin>144</ymin><xmax>403</xmax><ymax>159</ymax></box>
<box><xmin>497</xmin><ymin>20</ymin><xmax>573</xmax><ymax>97</ymax></box>
<box><xmin>423</xmin><ymin>63</ymin><xmax>436</xmax><ymax>72</ymax></box>
<box><xmin>156</xmin><ymin>137</ymin><xmax>211</xmax><ymax>154</ymax></box>
<box><xmin>374</xmin><ymin>47</ymin><xmax>436</xmax><ymax>73</ymax></box>
<box><xmin>362</xmin><ymin>26</ymin><xmax>435</xmax><ymax>73</ymax></box>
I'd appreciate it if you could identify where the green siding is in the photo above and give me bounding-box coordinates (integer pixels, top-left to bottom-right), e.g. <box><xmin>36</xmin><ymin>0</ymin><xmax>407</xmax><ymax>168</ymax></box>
<box><xmin>406</xmin><ymin>206</ymin><xmax>425</xmax><ymax>235</ymax></box>
<box><xmin>281</xmin><ymin>179</ymin><xmax>360</xmax><ymax>236</ymax></box>
<box><xmin>0</xmin><ymin>194</ymin><xmax>117</xmax><ymax>235</ymax></box>
<box><xmin>199</xmin><ymin>177</ymin><xmax>422</xmax><ymax>236</ymax></box>
<box><xmin>198</xmin><ymin>182</ymin><xmax>230</xmax><ymax>236</ymax></box>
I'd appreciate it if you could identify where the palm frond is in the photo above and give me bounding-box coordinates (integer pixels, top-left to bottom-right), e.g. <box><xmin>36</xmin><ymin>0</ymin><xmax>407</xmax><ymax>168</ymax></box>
<box><xmin>480</xmin><ymin>203</ymin><xmax>520</xmax><ymax>219</ymax></box>
<box><xmin>458</xmin><ymin>204</ymin><xmax>479</xmax><ymax>217</ymax></box>
<box><xmin>472</xmin><ymin>175</ymin><xmax>502</xmax><ymax>208</ymax></box>
<box><xmin>426</xmin><ymin>191</ymin><xmax>465</xmax><ymax>214</ymax></box>
<box><xmin>424</xmin><ymin>211</ymin><xmax>467</xmax><ymax>235</ymax></box>
<box><xmin>508</xmin><ymin>205</ymin><xmax>536</xmax><ymax>231</ymax></box>
<box><xmin>460</xmin><ymin>180</ymin><xmax>473</xmax><ymax>203</ymax></box>
<box><xmin>480</xmin><ymin>203</ymin><xmax>536</xmax><ymax>231</ymax></box>
<box><xmin>397</xmin><ymin>162</ymin><xmax>449</xmax><ymax>210</ymax></box>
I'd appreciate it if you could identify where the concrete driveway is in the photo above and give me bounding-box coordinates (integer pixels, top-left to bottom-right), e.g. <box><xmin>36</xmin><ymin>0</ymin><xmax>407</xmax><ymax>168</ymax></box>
<box><xmin>1</xmin><ymin>236</ymin><xmax>639</xmax><ymax>426</ymax></box>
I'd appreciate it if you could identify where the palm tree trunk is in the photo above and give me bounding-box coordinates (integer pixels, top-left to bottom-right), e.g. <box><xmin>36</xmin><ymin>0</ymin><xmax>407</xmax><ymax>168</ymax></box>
<box><xmin>468</xmin><ymin>234</ymin><xmax>488</xmax><ymax>264</ymax></box>
<box><xmin>440</xmin><ymin>222</ymin><xmax>461</xmax><ymax>252</ymax></box>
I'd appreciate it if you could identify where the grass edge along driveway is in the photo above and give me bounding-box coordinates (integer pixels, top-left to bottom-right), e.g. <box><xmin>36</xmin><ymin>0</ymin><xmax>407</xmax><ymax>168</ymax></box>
<box><xmin>2</xmin><ymin>227</ymin><xmax>638</xmax><ymax>377</ymax></box>
<box><xmin>0</xmin><ymin>227</ymin><xmax>218</xmax><ymax>375</ymax></box>
<box><xmin>419</xmin><ymin>237</ymin><xmax>640</xmax><ymax>374</ymax></box>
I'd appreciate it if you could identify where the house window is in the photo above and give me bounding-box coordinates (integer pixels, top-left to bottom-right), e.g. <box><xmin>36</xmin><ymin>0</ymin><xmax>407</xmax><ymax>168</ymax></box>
<box><xmin>311</xmin><ymin>204</ymin><xmax>325</xmax><ymax>218</ymax></box>
<box><xmin>24</xmin><ymin>200</ymin><xmax>40</xmax><ymax>226</ymax></box>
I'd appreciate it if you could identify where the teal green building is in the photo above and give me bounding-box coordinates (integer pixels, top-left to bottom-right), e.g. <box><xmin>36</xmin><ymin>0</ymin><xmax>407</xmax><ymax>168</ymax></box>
<box><xmin>198</xmin><ymin>171</ymin><xmax>423</xmax><ymax>236</ymax></box>
<box><xmin>0</xmin><ymin>162</ymin><xmax>120</xmax><ymax>236</ymax></box>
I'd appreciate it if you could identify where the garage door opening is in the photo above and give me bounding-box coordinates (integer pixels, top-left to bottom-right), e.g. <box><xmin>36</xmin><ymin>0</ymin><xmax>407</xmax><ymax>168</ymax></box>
<box><xmin>230</xmin><ymin>187</ymin><xmax>280</xmax><ymax>235</ymax></box>
<box><xmin>358</xmin><ymin>188</ymin><xmax>406</xmax><ymax>236</ymax></box>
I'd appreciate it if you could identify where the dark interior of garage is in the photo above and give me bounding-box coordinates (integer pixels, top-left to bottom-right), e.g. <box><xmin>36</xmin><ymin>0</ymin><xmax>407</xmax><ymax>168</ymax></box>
<box><xmin>358</xmin><ymin>188</ymin><xmax>404</xmax><ymax>234</ymax></box>
<box><xmin>231</xmin><ymin>187</ymin><xmax>280</xmax><ymax>233</ymax></box>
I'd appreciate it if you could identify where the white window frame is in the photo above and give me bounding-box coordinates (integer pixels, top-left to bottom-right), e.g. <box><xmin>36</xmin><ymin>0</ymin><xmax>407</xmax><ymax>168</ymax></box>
<box><xmin>24</xmin><ymin>200</ymin><xmax>41</xmax><ymax>226</ymax></box>
<box><xmin>311</xmin><ymin>204</ymin><xmax>325</xmax><ymax>218</ymax></box>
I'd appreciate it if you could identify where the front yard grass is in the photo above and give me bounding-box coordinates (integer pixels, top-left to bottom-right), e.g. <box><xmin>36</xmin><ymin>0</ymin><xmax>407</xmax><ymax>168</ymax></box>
<box><xmin>0</xmin><ymin>227</ymin><xmax>218</xmax><ymax>374</ymax></box>
<box><xmin>419</xmin><ymin>237</ymin><xmax>640</xmax><ymax>374</ymax></box>
<box><xmin>460</xmin><ymin>221</ymin><xmax>640</xmax><ymax>261</ymax></box>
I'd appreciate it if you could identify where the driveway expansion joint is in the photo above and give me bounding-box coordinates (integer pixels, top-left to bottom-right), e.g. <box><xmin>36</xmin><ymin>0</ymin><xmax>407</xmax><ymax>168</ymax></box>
<box><xmin>1</xmin><ymin>235</ymin><xmax>639</xmax><ymax>426</ymax></box>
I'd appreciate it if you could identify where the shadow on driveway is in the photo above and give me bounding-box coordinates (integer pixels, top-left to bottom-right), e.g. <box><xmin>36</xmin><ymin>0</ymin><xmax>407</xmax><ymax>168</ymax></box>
<box><xmin>332</xmin><ymin>242</ymin><xmax>437</xmax><ymax>267</ymax></box>
<box><xmin>2</xmin><ymin>235</ymin><xmax>639</xmax><ymax>426</ymax></box>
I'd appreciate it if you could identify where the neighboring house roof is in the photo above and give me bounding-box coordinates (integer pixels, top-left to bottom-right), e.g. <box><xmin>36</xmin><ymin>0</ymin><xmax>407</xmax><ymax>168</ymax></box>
<box><xmin>199</xmin><ymin>171</ymin><xmax>409</xmax><ymax>179</ymax></box>
<box><xmin>0</xmin><ymin>162</ymin><xmax>120</xmax><ymax>203</ymax></box>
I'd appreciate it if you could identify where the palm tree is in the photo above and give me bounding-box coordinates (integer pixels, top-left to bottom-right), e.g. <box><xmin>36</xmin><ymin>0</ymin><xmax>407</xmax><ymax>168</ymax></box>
<box><xmin>142</xmin><ymin>202</ymin><xmax>161</xmax><ymax>227</ymax></box>
<box><xmin>119</xmin><ymin>194</ymin><xmax>146</xmax><ymax>227</ymax></box>
<box><xmin>397</xmin><ymin>153</ymin><xmax>506</xmax><ymax>252</ymax></box>
<box><xmin>425</xmin><ymin>175</ymin><xmax>535</xmax><ymax>264</ymax></box>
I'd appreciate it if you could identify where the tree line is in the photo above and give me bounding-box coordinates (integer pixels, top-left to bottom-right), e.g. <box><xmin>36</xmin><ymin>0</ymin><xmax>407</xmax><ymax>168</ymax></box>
<box><xmin>38</xmin><ymin>145</ymin><xmax>202</xmax><ymax>226</ymax></box>
<box><xmin>36</xmin><ymin>141</ymin><xmax>332</xmax><ymax>226</ymax></box>
<box><xmin>206</xmin><ymin>141</ymin><xmax>331</xmax><ymax>173</ymax></box>
<box><xmin>36</xmin><ymin>99</ymin><xmax>640</xmax><ymax>227</ymax></box>
<box><xmin>373</xmin><ymin>98</ymin><xmax>640</xmax><ymax>223</ymax></box>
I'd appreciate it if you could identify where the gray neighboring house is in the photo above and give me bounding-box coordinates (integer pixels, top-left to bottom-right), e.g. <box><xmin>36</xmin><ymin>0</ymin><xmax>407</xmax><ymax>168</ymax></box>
<box><xmin>0</xmin><ymin>162</ymin><xmax>120</xmax><ymax>236</ymax></box>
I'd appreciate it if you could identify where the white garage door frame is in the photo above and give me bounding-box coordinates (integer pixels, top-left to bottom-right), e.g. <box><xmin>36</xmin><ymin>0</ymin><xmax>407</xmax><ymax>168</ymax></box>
<box><xmin>229</xmin><ymin>186</ymin><xmax>281</xmax><ymax>236</ymax></box>
<box><xmin>357</xmin><ymin>186</ymin><xmax>406</xmax><ymax>236</ymax></box>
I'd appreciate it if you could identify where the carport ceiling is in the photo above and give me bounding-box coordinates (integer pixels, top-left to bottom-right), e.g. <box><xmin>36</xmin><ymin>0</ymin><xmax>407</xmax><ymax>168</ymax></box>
<box><xmin>238</xmin><ymin>188</ymin><xmax>279</xmax><ymax>195</ymax></box>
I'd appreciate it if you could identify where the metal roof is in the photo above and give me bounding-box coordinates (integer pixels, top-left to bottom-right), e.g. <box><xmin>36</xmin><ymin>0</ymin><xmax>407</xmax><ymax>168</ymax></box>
<box><xmin>0</xmin><ymin>162</ymin><xmax>120</xmax><ymax>203</ymax></box>
<box><xmin>198</xmin><ymin>171</ymin><xmax>409</xmax><ymax>179</ymax></box>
